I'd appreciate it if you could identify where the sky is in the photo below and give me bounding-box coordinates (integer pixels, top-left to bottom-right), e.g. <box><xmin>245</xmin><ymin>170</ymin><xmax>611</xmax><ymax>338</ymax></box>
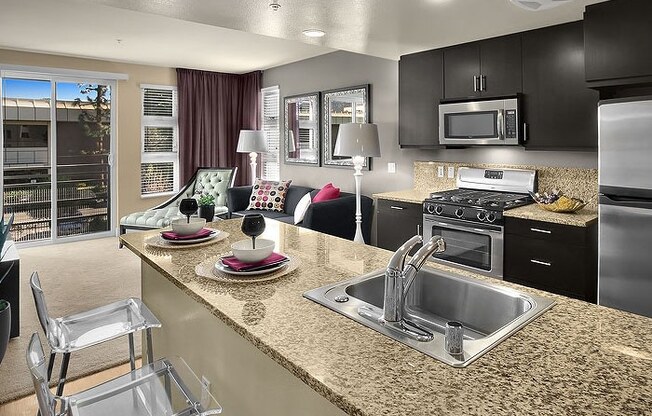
<box><xmin>2</xmin><ymin>78</ymin><xmax>111</xmax><ymax>101</ymax></box>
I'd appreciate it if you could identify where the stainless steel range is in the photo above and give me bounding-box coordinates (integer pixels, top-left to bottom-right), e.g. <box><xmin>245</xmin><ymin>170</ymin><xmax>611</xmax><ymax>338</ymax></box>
<box><xmin>423</xmin><ymin>167</ymin><xmax>537</xmax><ymax>279</ymax></box>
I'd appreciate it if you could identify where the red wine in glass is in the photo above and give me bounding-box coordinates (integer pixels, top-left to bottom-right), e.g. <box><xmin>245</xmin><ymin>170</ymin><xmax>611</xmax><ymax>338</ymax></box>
<box><xmin>241</xmin><ymin>214</ymin><xmax>265</xmax><ymax>249</ymax></box>
<box><xmin>179</xmin><ymin>198</ymin><xmax>198</xmax><ymax>224</ymax></box>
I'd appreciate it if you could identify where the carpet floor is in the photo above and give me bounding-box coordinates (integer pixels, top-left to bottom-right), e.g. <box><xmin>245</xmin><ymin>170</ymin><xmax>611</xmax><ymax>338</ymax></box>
<box><xmin>0</xmin><ymin>236</ymin><xmax>141</xmax><ymax>404</ymax></box>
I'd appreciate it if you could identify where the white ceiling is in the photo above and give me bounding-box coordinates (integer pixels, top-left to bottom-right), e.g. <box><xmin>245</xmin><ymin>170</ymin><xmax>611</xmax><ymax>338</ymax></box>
<box><xmin>0</xmin><ymin>0</ymin><xmax>608</xmax><ymax>73</ymax></box>
<box><xmin>0</xmin><ymin>0</ymin><xmax>334</xmax><ymax>73</ymax></box>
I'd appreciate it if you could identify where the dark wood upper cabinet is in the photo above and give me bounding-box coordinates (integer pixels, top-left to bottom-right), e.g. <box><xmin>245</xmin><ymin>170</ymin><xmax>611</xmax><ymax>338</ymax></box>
<box><xmin>478</xmin><ymin>35</ymin><xmax>522</xmax><ymax>97</ymax></box>
<box><xmin>443</xmin><ymin>43</ymin><xmax>480</xmax><ymax>99</ymax></box>
<box><xmin>522</xmin><ymin>21</ymin><xmax>598</xmax><ymax>150</ymax></box>
<box><xmin>444</xmin><ymin>35</ymin><xmax>522</xmax><ymax>99</ymax></box>
<box><xmin>398</xmin><ymin>49</ymin><xmax>444</xmax><ymax>148</ymax></box>
<box><xmin>585</xmin><ymin>0</ymin><xmax>652</xmax><ymax>87</ymax></box>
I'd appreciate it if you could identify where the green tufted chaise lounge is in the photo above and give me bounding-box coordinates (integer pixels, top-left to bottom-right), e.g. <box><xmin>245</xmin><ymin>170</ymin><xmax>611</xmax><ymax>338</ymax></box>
<box><xmin>119</xmin><ymin>167</ymin><xmax>237</xmax><ymax>247</ymax></box>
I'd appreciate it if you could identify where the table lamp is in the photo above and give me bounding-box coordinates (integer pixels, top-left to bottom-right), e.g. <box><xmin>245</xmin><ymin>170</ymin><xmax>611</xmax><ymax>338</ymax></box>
<box><xmin>334</xmin><ymin>123</ymin><xmax>381</xmax><ymax>244</ymax></box>
<box><xmin>237</xmin><ymin>130</ymin><xmax>267</xmax><ymax>185</ymax></box>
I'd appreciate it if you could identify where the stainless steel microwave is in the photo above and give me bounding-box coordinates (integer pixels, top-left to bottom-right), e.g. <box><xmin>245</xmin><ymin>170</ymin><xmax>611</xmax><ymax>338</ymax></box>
<box><xmin>438</xmin><ymin>97</ymin><xmax>520</xmax><ymax>146</ymax></box>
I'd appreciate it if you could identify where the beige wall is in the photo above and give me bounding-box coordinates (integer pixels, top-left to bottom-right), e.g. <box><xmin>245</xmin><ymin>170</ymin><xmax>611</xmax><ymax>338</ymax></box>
<box><xmin>0</xmin><ymin>48</ymin><xmax>176</xmax><ymax>225</ymax></box>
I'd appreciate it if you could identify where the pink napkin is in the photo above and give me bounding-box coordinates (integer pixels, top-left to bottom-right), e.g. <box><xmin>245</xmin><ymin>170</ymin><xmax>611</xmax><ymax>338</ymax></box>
<box><xmin>161</xmin><ymin>228</ymin><xmax>213</xmax><ymax>240</ymax></box>
<box><xmin>221</xmin><ymin>252</ymin><xmax>288</xmax><ymax>271</ymax></box>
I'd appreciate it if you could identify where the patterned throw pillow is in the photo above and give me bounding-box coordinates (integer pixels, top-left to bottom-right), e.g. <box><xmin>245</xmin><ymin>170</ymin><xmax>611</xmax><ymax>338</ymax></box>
<box><xmin>246</xmin><ymin>179</ymin><xmax>292</xmax><ymax>212</ymax></box>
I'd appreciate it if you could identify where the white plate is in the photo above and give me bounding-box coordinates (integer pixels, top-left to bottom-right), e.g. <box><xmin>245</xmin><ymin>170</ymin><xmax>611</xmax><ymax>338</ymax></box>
<box><xmin>162</xmin><ymin>229</ymin><xmax>219</xmax><ymax>244</ymax></box>
<box><xmin>214</xmin><ymin>259</ymin><xmax>288</xmax><ymax>276</ymax></box>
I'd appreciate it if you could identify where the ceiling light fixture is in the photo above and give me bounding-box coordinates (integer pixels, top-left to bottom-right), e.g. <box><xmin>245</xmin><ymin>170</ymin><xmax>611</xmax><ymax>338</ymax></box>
<box><xmin>302</xmin><ymin>29</ymin><xmax>325</xmax><ymax>38</ymax></box>
<box><xmin>269</xmin><ymin>1</ymin><xmax>281</xmax><ymax>11</ymax></box>
<box><xmin>510</xmin><ymin>0</ymin><xmax>573</xmax><ymax>11</ymax></box>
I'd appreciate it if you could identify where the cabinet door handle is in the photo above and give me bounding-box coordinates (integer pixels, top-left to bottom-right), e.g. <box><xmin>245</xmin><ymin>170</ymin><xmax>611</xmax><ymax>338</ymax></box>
<box><xmin>390</xmin><ymin>206</ymin><xmax>404</xmax><ymax>210</ymax></box>
<box><xmin>473</xmin><ymin>76</ymin><xmax>479</xmax><ymax>92</ymax></box>
<box><xmin>417</xmin><ymin>224</ymin><xmax>421</xmax><ymax>235</ymax></box>
<box><xmin>523</xmin><ymin>122</ymin><xmax>528</xmax><ymax>142</ymax></box>
<box><xmin>530</xmin><ymin>227</ymin><xmax>551</xmax><ymax>234</ymax></box>
<box><xmin>531</xmin><ymin>259</ymin><xmax>552</xmax><ymax>267</ymax></box>
<box><xmin>480</xmin><ymin>75</ymin><xmax>486</xmax><ymax>92</ymax></box>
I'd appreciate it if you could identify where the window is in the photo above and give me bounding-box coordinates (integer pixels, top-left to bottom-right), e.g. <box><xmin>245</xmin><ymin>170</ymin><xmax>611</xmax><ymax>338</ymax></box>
<box><xmin>261</xmin><ymin>86</ymin><xmax>280</xmax><ymax>181</ymax></box>
<box><xmin>140</xmin><ymin>85</ymin><xmax>179</xmax><ymax>196</ymax></box>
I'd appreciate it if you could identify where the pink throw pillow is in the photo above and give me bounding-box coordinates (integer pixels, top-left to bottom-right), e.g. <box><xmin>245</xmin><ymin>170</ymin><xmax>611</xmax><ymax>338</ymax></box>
<box><xmin>313</xmin><ymin>183</ymin><xmax>340</xmax><ymax>203</ymax></box>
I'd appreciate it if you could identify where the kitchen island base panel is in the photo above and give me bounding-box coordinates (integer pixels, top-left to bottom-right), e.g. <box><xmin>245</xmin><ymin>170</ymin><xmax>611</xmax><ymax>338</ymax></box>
<box><xmin>142</xmin><ymin>261</ymin><xmax>346</xmax><ymax>416</ymax></box>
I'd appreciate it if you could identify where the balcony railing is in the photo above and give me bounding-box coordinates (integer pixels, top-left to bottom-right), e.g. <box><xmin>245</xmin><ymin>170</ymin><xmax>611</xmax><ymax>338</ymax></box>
<box><xmin>3</xmin><ymin>162</ymin><xmax>110</xmax><ymax>242</ymax></box>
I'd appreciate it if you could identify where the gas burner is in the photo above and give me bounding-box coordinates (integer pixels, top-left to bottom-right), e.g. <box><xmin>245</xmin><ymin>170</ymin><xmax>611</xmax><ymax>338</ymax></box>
<box><xmin>426</xmin><ymin>188</ymin><xmax>533</xmax><ymax>211</ymax></box>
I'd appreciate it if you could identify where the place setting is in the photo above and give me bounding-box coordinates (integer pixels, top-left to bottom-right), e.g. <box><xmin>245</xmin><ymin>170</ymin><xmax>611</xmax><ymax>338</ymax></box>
<box><xmin>145</xmin><ymin>197</ymin><xmax>229</xmax><ymax>249</ymax></box>
<box><xmin>195</xmin><ymin>214</ymin><xmax>300</xmax><ymax>283</ymax></box>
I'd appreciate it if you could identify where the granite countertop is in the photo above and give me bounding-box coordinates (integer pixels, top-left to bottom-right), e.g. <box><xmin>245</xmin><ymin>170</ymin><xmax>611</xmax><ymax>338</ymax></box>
<box><xmin>372</xmin><ymin>189</ymin><xmax>439</xmax><ymax>204</ymax></box>
<box><xmin>504</xmin><ymin>204</ymin><xmax>598</xmax><ymax>227</ymax></box>
<box><xmin>374</xmin><ymin>188</ymin><xmax>598</xmax><ymax>227</ymax></box>
<box><xmin>122</xmin><ymin>220</ymin><xmax>652</xmax><ymax>416</ymax></box>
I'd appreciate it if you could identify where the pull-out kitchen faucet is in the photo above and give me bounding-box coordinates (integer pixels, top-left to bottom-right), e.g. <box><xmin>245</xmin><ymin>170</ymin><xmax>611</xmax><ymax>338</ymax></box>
<box><xmin>358</xmin><ymin>235</ymin><xmax>446</xmax><ymax>342</ymax></box>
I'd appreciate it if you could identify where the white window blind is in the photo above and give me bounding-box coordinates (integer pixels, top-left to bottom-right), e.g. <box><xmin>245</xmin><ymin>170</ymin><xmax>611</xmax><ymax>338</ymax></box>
<box><xmin>140</xmin><ymin>85</ymin><xmax>179</xmax><ymax>196</ymax></box>
<box><xmin>261</xmin><ymin>86</ymin><xmax>280</xmax><ymax>181</ymax></box>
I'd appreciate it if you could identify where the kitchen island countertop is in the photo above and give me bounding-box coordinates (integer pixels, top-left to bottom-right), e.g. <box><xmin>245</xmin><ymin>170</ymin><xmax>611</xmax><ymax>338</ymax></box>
<box><xmin>122</xmin><ymin>219</ymin><xmax>651</xmax><ymax>416</ymax></box>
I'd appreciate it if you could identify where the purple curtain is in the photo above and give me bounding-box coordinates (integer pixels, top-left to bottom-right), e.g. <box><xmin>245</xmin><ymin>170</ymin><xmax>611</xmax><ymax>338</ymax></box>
<box><xmin>177</xmin><ymin>68</ymin><xmax>262</xmax><ymax>186</ymax></box>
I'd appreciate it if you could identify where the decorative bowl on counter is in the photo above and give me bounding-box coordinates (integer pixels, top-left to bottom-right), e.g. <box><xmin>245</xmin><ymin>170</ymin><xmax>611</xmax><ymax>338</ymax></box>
<box><xmin>529</xmin><ymin>190</ymin><xmax>589</xmax><ymax>213</ymax></box>
<box><xmin>171</xmin><ymin>217</ymin><xmax>206</xmax><ymax>235</ymax></box>
<box><xmin>231</xmin><ymin>238</ymin><xmax>275</xmax><ymax>263</ymax></box>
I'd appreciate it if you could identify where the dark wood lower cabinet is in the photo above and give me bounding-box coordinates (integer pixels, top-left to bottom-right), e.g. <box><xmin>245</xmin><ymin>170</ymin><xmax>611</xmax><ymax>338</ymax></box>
<box><xmin>504</xmin><ymin>217</ymin><xmax>597</xmax><ymax>303</ymax></box>
<box><xmin>376</xmin><ymin>199</ymin><xmax>423</xmax><ymax>254</ymax></box>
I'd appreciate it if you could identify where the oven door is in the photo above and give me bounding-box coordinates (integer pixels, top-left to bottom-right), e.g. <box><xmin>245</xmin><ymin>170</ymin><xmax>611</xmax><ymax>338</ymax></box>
<box><xmin>423</xmin><ymin>215</ymin><xmax>504</xmax><ymax>279</ymax></box>
<box><xmin>438</xmin><ymin>98</ymin><xmax>518</xmax><ymax>146</ymax></box>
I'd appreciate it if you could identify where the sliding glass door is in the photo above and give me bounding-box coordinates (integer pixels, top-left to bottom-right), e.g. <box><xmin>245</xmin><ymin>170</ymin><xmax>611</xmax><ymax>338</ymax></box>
<box><xmin>55</xmin><ymin>82</ymin><xmax>111</xmax><ymax>238</ymax></box>
<box><xmin>1</xmin><ymin>75</ymin><xmax>115</xmax><ymax>243</ymax></box>
<box><xmin>2</xmin><ymin>78</ymin><xmax>53</xmax><ymax>242</ymax></box>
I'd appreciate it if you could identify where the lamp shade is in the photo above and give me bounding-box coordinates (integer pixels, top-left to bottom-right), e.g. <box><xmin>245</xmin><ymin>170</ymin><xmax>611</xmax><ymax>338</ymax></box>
<box><xmin>237</xmin><ymin>130</ymin><xmax>267</xmax><ymax>153</ymax></box>
<box><xmin>333</xmin><ymin>123</ymin><xmax>381</xmax><ymax>157</ymax></box>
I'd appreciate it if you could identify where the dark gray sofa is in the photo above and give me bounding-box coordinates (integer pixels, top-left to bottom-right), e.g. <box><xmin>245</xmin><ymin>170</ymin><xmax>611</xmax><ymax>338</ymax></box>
<box><xmin>227</xmin><ymin>185</ymin><xmax>373</xmax><ymax>242</ymax></box>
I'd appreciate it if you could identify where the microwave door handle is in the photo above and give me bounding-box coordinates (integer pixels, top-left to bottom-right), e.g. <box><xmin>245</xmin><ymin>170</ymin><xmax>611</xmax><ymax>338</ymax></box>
<box><xmin>497</xmin><ymin>109</ymin><xmax>505</xmax><ymax>140</ymax></box>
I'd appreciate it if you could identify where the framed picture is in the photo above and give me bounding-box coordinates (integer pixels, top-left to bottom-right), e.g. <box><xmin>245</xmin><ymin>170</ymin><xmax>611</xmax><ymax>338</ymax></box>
<box><xmin>321</xmin><ymin>84</ymin><xmax>371</xmax><ymax>169</ymax></box>
<box><xmin>283</xmin><ymin>92</ymin><xmax>321</xmax><ymax>166</ymax></box>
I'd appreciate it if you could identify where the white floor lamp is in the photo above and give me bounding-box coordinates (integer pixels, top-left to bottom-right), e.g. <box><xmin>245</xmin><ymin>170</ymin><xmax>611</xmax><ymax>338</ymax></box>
<box><xmin>334</xmin><ymin>123</ymin><xmax>381</xmax><ymax>244</ymax></box>
<box><xmin>237</xmin><ymin>130</ymin><xmax>267</xmax><ymax>185</ymax></box>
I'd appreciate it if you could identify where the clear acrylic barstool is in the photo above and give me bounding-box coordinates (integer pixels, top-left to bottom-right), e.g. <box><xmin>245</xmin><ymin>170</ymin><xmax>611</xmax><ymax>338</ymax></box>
<box><xmin>30</xmin><ymin>272</ymin><xmax>161</xmax><ymax>395</ymax></box>
<box><xmin>27</xmin><ymin>333</ymin><xmax>222</xmax><ymax>416</ymax></box>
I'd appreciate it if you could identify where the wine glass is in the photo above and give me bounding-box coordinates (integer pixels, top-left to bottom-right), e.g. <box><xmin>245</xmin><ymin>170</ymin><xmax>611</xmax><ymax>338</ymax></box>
<box><xmin>241</xmin><ymin>214</ymin><xmax>265</xmax><ymax>249</ymax></box>
<box><xmin>179</xmin><ymin>198</ymin><xmax>198</xmax><ymax>224</ymax></box>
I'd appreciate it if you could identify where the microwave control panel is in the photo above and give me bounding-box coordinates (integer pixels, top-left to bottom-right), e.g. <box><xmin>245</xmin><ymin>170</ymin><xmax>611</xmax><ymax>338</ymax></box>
<box><xmin>505</xmin><ymin>109</ymin><xmax>517</xmax><ymax>139</ymax></box>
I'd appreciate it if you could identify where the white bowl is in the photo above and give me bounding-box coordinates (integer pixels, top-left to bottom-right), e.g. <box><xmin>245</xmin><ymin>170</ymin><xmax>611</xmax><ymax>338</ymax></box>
<box><xmin>171</xmin><ymin>218</ymin><xmax>206</xmax><ymax>235</ymax></box>
<box><xmin>231</xmin><ymin>238</ymin><xmax>275</xmax><ymax>263</ymax></box>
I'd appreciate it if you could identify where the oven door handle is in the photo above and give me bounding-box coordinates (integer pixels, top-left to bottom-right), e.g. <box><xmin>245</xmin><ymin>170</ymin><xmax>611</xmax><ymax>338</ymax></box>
<box><xmin>425</xmin><ymin>217</ymin><xmax>503</xmax><ymax>234</ymax></box>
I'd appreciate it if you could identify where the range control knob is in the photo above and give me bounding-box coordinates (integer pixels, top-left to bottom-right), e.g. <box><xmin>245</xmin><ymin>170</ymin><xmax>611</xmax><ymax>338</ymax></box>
<box><xmin>426</xmin><ymin>204</ymin><xmax>435</xmax><ymax>214</ymax></box>
<box><xmin>477</xmin><ymin>211</ymin><xmax>486</xmax><ymax>221</ymax></box>
<box><xmin>455</xmin><ymin>208</ymin><xmax>464</xmax><ymax>218</ymax></box>
<box><xmin>434</xmin><ymin>205</ymin><xmax>444</xmax><ymax>215</ymax></box>
<box><xmin>487</xmin><ymin>213</ymin><xmax>497</xmax><ymax>223</ymax></box>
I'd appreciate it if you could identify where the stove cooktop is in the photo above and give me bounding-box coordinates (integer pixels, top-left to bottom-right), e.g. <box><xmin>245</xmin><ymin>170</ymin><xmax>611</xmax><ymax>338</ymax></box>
<box><xmin>427</xmin><ymin>189</ymin><xmax>532</xmax><ymax>211</ymax></box>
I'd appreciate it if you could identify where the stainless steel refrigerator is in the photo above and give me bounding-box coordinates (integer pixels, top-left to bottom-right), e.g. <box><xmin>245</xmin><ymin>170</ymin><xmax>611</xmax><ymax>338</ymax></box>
<box><xmin>598</xmin><ymin>97</ymin><xmax>652</xmax><ymax>318</ymax></box>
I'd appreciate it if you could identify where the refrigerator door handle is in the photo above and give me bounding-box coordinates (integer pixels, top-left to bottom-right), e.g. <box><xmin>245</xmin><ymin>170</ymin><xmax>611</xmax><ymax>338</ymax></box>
<box><xmin>599</xmin><ymin>194</ymin><xmax>652</xmax><ymax>209</ymax></box>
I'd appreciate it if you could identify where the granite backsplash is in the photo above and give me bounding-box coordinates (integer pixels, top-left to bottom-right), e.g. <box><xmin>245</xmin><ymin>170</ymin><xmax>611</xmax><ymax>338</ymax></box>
<box><xmin>413</xmin><ymin>161</ymin><xmax>599</xmax><ymax>209</ymax></box>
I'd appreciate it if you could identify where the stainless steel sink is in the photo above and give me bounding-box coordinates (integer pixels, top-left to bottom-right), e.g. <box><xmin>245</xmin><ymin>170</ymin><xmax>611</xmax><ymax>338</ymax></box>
<box><xmin>304</xmin><ymin>267</ymin><xmax>555</xmax><ymax>367</ymax></box>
